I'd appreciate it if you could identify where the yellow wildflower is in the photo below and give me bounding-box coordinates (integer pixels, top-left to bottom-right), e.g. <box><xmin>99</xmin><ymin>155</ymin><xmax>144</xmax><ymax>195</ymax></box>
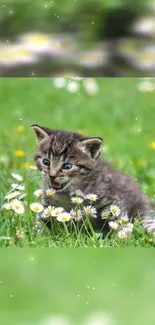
<box><xmin>149</xmin><ymin>142</ymin><xmax>155</xmax><ymax>150</ymax></box>
<box><xmin>17</xmin><ymin>125</ymin><xmax>25</xmax><ymax>133</ymax></box>
<box><xmin>14</xmin><ymin>150</ymin><xmax>25</xmax><ymax>157</ymax></box>
<box><xmin>20</xmin><ymin>162</ymin><xmax>30</xmax><ymax>168</ymax></box>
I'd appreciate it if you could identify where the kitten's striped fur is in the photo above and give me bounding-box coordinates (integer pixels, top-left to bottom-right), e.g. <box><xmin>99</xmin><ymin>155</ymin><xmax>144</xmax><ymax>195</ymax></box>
<box><xmin>31</xmin><ymin>124</ymin><xmax>155</xmax><ymax>235</ymax></box>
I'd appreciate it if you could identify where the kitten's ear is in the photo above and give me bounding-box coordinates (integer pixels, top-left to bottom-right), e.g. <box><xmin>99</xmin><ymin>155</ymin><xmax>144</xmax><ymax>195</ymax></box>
<box><xmin>79</xmin><ymin>137</ymin><xmax>103</xmax><ymax>160</ymax></box>
<box><xmin>31</xmin><ymin>124</ymin><xmax>51</xmax><ymax>143</ymax></box>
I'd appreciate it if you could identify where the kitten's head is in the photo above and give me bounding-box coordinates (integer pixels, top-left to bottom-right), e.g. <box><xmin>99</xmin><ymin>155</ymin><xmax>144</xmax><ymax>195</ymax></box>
<box><xmin>31</xmin><ymin>124</ymin><xmax>103</xmax><ymax>192</ymax></box>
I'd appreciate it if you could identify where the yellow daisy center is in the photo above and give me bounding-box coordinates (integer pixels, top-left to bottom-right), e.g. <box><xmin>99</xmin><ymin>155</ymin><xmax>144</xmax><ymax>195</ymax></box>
<box><xmin>62</xmin><ymin>216</ymin><xmax>67</xmax><ymax>221</ymax></box>
<box><xmin>15</xmin><ymin>204</ymin><xmax>20</xmax><ymax>209</ymax></box>
<box><xmin>112</xmin><ymin>208</ymin><xmax>117</xmax><ymax>213</ymax></box>
<box><xmin>34</xmin><ymin>206</ymin><xmax>40</xmax><ymax>211</ymax></box>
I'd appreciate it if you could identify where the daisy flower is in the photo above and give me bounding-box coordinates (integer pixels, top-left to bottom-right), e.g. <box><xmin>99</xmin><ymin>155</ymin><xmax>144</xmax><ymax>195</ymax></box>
<box><xmin>86</xmin><ymin>193</ymin><xmax>97</xmax><ymax>201</ymax></box>
<box><xmin>3</xmin><ymin>202</ymin><xmax>14</xmax><ymax>210</ymax></box>
<box><xmin>124</xmin><ymin>223</ymin><xmax>134</xmax><ymax>233</ymax></box>
<box><xmin>110</xmin><ymin>205</ymin><xmax>121</xmax><ymax>217</ymax></box>
<box><xmin>18</xmin><ymin>32</ymin><xmax>53</xmax><ymax>55</ymax></box>
<box><xmin>117</xmin><ymin>230</ymin><xmax>127</xmax><ymax>239</ymax></box>
<box><xmin>42</xmin><ymin>206</ymin><xmax>55</xmax><ymax>218</ymax></box>
<box><xmin>18</xmin><ymin>193</ymin><xmax>27</xmax><ymax>200</ymax></box>
<box><xmin>12</xmin><ymin>199</ymin><xmax>25</xmax><ymax>214</ymax></box>
<box><xmin>84</xmin><ymin>205</ymin><xmax>97</xmax><ymax>218</ymax></box>
<box><xmin>5</xmin><ymin>191</ymin><xmax>20</xmax><ymax>200</ymax></box>
<box><xmin>70</xmin><ymin>189</ymin><xmax>85</xmax><ymax>198</ymax></box>
<box><xmin>56</xmin><ymin>212</ymin><xmax>71</xmax><ymax>222</ymax></box>
<box><xmin>108</xmin><ymin>221</ymin><xmax>118</xmax><ymax>230</ymax></box>
<box><xmin>51</xmin><ymin>207</ymin><xmax>64</xmax><ymax>217</ymax></box>
<box><xmin>120</xmin><ymin>215</ymin><xmax>129</xmax><ymax>222</ymax></box>
<box><xmin>11</xmin><ymin>172</ymin><xmax>23</xmax><ymax>181</ymax></box>
<box><xmin>46</xmin><ymin>188</ymin><xmax>56</xmax><ymax>196</ymax></box>
<box><xmin>53</xmin><ymin>77</ymin><xmax>66</xmax><ymax>88</ymax></box>
<box><xmin>30</xmin><ymin>202</ymin><xmax>44</xmax><ymax>213</ymax></box>
<box><xmin>66</xmin><ymin>81</ymin><xmax>80</xmax><ymax>93</ymax></box>
<box><xmin>71</xmin><ymin>197</ymin><xmax>84</xmax><ymax>204</ymax></box>
<box><xmin>101</xmin><ymin>211</ymin><xmax>110</xmax><ymax>219</ymax></box>
<box><xmin>70</xmin><ymin>209</ymin><xmax>83</xmax><ymax>221</ymax></box>
<box><xmin>11</xmin><ymin>183</ymin><xmax>25</xmax><ymax>191</ymax></box>
<box><xmin>83</xmin><ymin>79</ymin><xmax>99</xmax><ymax>95</ymax></box>
<box><xmin>34</xmin><ymin>189</ymin><xmax>43</xmax><ymax>197</ymax></box>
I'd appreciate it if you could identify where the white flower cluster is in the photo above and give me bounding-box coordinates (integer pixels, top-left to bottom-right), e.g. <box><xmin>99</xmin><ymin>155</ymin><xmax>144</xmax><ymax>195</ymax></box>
<box><xmin>2</xmin><ymin>172</ymin><xmax>134</xmax><ymax>239</ymax></box>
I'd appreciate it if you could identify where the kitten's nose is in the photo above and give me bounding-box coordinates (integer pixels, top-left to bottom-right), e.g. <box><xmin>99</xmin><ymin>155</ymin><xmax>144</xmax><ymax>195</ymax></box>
<box><xmin>49</xmin><ymin>171</ymin><xmax>57</xmax><ymax>181</ymax></box>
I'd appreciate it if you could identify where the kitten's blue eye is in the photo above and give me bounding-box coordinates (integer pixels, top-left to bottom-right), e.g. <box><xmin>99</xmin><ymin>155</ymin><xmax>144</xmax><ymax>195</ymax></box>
<box><xmin>43</xmin><ymin>158</ymin><xmax>50</xmax><ymax>167</ymax></box>
<box><xmin>62</xmin><ymin>163</ymin><xmax>73</xmax><ymax>170</ymax></box>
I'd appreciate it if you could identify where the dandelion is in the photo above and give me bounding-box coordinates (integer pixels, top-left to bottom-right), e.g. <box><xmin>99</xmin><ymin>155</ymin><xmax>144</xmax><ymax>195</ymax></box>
<box><xmin>11</xmin><ymin>172</ymin><xmax>23</xmax><ymax>181</ymax></box>
<box><xmin>121</xmin><ymin>215</ymin><xmax>129</xmax><ymax>222</ymax></box>
<box><xmin>14</xmin><ymin>150</ymin><xmax>25</xmax><ymax>157</ymax></box>
<box><xmin>51</xmin><ymin>207</ymin><xmax>64</xmax><ymax>217</ymax></box>
<box><xmin>12</xmin><ymin>199</ymin><xmax>25</xmax><ymax>214</ymax></box>
<box><xmin>71</xmin><ymin>197</ymin><xmax>84</xmax><ymax>204</ymax></box>
<box><xmin>56</xmin><ymin>212</ymin><xmax>71</xmax><ymax>222</ymax></box>
<box><xmin>149</xmin><ymin>141</ymin><xmax>155</xmax><ymax>149</ymax></box>
<box><xmin>20</xmin><ymin>162</ymin><xmax>30</xmax><ymax>168</ymax></box>
<box><xmin>3</xmin><ymin>202</ymin><xmax>14</xmax><ymax>210</ymax></box>
<box><xmin>109</xmin><ymin>221</ymin><xmax>118</xmax><ymax>230</ymax></box>
<box><xmin>5</xmin><ymin>191</ymin><xmax>20</xmax><ymax>200</ymax></box>
<box><xmin>86</xmin><ymin>193</ymin><xmax>97</xmax><ymax>201</ymax></box>
<box><xmin>17</xmin><ymin>125</ymin><xmax>25</xmax><ymax>133</ymax></box>
<box><xmin>117</xmin><ymin>230</ymin><xmax>127</xmax><ymax>239</ymax></box>
<box><xmin>34</xmin><ymin>189</ymin><xmax>43</xmax><ymax>197</ymax></box>
<box><xmin>70</xmin><ymin>209</ymin><xmax>83</xmax><ymax>221</ymax></box>
<box><xmin>84</xmin><ymin>205</ymin><xmax>97</xmax><ymax>218</ymax></box>
<box><xmin>110</xmin><ymin>204</ymin><xmax>121</xmax><ymax>217</ymax></box>
<box><xmin>46</xmin><ymin>188</ymin><xmax>56</xmax><ymax>196</ymax></box>
<box><xmin>43</xmin><ymin>206</ymin><xmax>55</xmax><ymax>218</ymax></box>
<box><xmin>11</xmin><ymin>183</ymin><xmax>25</xmax><ymax>191</ymax></box>
<box><xmin>30</xmin><ymin>202</ymin><xmax>44</xmax><ymax>213</ymax></box>
<box><xmin>101</xmin><ymin>210</ymin><xmax>110</xmax><ymax>219</ymax></box>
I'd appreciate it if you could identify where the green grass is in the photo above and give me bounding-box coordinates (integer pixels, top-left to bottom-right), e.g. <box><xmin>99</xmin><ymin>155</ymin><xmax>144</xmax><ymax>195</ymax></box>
<box><xmin>0</xmin><ymin>78</ymin><xmax>155</xmax><ymax>247</ymax></box>
<box><xmin>0</xmin><ymin>249</ymin><xmax>155</xmax><ymax>325</ymax></box>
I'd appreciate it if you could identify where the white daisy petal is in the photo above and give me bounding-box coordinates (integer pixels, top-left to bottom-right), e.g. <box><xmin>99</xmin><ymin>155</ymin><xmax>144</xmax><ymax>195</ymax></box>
<box><xmin>110</xmin><ymin>204</ymin><xmax>121</xmax><ymax>217</ymax></box>
<box><xmin>34</xmin><ymin>189</ymin><xmax>43</xmax><ymax>197</ymax></box>
<box><xmin>30</xmin><ymin>202</ymin><xmax>44</xmax><ymax>213</ymax></box>
<box><xmin>86</xmin><ymin>193</ymin><xmax>97</xmax><ymax>201</ymax></box>
<box><xmin>117</xmin><ymin>230</ymin><xmax>127</xmax><ymax>239</ymax></box>
<box><xmin>108</xmin><ymin>221</ymin><xmax>118</xmax><ymax>230</ymax></box>
<box><xmin>5</xmin><ymin>191</ymin><xmax>20</xmax><ymax>200</ymax></box>
<box><xmin>70</xmin><ymin>209</ymin><xmax>83</xmax><ymax>221</ymax></box>
<box><xmin>56</xmin><ymin>212</ymin><xmax>71</xmax><ymax>222</ymax></box>
<box><xmin>51</xmin><ymin>207</ymin><xmax>64</xmax><ymax>217</ymax></box>
<box><xmin>12</xmin><ymin>199</ymin><xmax>25</xmax><ymax>214</ymax></box>
<box><xmin>71</xmin><ymin>197</ymin><xmax>84</xmax><ymax>204</ymax></box>
<box><xmin>11</xmin><ymin>172</ymin><xmax>23</xmax><ymax>181</ymax></box>
<box><xmin>46</xmin><ymin>188</ymin><xmax>56</xmax><ymax>196</ymax></box>
<box><xmin>84</xmin><ymin>205</ymin><xmax>97</xmax><ymax>218</ymax></box>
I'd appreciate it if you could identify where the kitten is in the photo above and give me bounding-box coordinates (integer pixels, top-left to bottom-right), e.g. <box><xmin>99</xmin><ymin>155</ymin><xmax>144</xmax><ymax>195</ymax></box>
<box><xmin>31</xmin><ymin>124</ymin><xmax>155</xmax><ymax>235</ymax></box>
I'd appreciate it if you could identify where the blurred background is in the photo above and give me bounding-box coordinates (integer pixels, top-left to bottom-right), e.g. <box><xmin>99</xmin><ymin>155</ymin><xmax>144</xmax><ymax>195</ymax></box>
<box><xmin>0</xmin><ymin>249</ymin><xmax>155</xmax><ymax>325</ymax></box>
<box><xmin>0</xmin><ymin>0</ymin><xmax>155</xmax><ymax>76</ymax></box>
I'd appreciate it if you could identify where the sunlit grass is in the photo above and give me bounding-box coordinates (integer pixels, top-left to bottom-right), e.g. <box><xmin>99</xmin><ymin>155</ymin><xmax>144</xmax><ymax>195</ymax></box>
<box><xmin>0</xmin><ymin>78</ymin><xmax>155</xmax><ymax>247</ymax></box>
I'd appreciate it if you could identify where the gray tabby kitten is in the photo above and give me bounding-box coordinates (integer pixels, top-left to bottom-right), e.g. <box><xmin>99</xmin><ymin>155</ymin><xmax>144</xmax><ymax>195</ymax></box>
<box><xmin>31</xmin><ymin>124</ymin><xmax>155</xmax><ymax>235</ymax></box>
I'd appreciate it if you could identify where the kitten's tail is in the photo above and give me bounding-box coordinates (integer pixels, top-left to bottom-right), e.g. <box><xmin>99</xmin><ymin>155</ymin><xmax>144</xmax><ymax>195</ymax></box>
<box><xmin>142</xmin><ymin>204</ymin><xmax>155</xmax><ymax>234</ymax></box>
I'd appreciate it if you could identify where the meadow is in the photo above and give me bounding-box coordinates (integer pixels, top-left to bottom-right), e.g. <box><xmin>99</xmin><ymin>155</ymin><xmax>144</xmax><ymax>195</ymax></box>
<box><xmin>0</xmin><ymin>77</ymin><xmax>155</xmax><ymax>247</ymax></box>
<box><xmin>0</xmin><ymin>249</ymin><xmax>155</xmax><ymax>325</ymax></box>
